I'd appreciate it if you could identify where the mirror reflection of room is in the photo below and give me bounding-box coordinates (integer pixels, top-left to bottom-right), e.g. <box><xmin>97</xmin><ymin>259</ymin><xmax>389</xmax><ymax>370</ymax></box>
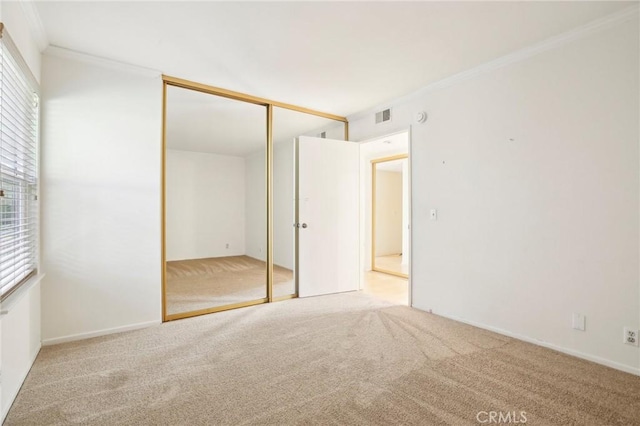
<box><xmin>272</xmin><ymin>107</ymin><xmax>346</xmax><ymax>298</ymax></box>
<box><xmin>373</xmin><ymin>157</ymin><xmax>409</xmax><ymax>278</ymax></box>
<box><xmin>164</xmin><ymin>85</ymin><xmax>267</xmax><ymax>316</ymax></box>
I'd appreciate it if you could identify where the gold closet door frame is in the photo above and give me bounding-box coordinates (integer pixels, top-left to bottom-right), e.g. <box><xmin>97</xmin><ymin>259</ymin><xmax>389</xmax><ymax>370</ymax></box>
<box><xmin>161</xmin><ymin>75</ymin><xmax>349</xmax><ymax>322</ymax></box>
<box><xmin>371</xmin><ymin>154</ymin><xmax>409</xmax><ymax>279</ymax></box>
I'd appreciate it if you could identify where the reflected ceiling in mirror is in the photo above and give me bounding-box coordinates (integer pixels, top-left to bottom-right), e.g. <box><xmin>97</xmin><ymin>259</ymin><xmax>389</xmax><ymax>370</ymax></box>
<box><xmin>166</xmin><ymin>85</ymin><xmax>266</xmax><ymax>156</ymax></box>
<box><xmin>273</xmin><ymin>107</ymin><xmax>345</xmax><ymax>144</ymax></box>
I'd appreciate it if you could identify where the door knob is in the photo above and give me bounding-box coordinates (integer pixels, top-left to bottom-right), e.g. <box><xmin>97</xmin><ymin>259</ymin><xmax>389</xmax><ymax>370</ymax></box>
<box><xmin>301</xmin><ymin>223</ymin><xmax>308</xmax><ymax>229</ymax></box>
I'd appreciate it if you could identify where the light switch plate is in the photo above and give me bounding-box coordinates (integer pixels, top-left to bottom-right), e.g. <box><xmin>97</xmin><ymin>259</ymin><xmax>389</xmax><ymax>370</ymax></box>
<box><xmin>572</xmin><ymin>313</ymin><xmax>586</xmax><ymax>331</ymax></box>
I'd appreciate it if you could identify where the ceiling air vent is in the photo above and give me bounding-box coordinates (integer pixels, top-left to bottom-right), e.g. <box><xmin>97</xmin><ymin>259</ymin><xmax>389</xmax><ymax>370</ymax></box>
<box><xmin>375</xmin><ymin>108</ymin><xmax>391</xmax><ymax>124</ymax></box>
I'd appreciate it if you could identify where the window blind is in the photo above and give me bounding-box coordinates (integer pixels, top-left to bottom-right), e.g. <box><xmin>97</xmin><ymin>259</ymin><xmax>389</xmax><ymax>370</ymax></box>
<box><xmin>0</xmin><ymin>23</ymin><xmax>39</xmax><ymax>300</ymax></box>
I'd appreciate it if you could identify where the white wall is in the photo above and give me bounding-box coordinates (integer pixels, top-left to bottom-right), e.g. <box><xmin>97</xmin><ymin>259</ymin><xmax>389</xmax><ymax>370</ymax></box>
<box><xmin>1</xmin><ymin>284</ymin><xmax>40</xmax><ymax>420</ymax></box>
<box><xmin>244</xmin><ymin>149</ymin><xmax>265</xmax><ymax>261</ymax></box>
<box><xmin>0</xmin><ymin>1</ymin><xmax>43</xmax><ymax>421</ymax></box>
<box><xmin>375</xmin><ymin>170</ymin><xmax>403</xmax><ymax>256</ymax></box>
<box><xmin>0</xmin><ymin>2</ymin><xmax>41</xmax><ymax>82</ymax></box>
<box><xmin>166</xmin><ymin>149</ymin><xmax>245</xmax><ymax>261</ymax></box>
<box><xmin>349</xmin><ymin>17</ymin><xmax>640</xmax><ymax>374</ymax></box>
<box><xmin>40</xmin><ymin>53</ymin><xmax>163</xmax><ymax>344</ymax></box>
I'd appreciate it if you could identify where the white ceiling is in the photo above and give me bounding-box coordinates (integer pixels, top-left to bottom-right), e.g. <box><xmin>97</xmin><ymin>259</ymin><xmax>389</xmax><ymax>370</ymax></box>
<box><xmin>32</xmin><ymin>2</ymin><xmax>633</xmax><ymax>156</ymax></box>
<box><xmin>34</xmin><ymin>1</ymin><xmax>633</xmax><ymax>118</ymax></box>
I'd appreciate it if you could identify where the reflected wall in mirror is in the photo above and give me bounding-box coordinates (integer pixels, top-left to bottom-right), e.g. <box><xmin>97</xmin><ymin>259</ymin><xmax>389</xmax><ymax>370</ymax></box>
<box><xmin>164</xmin><ymin>85</ymin><xmax>267</xmax><ymax>318</ymax></box>
<box><xmin>270</xmin><ymin>107</ymin><xmax>345</xmax><ymax>298</ymax></box>
<box><xmin>372</xmin><ymin>155</ymin><xmax>409</xmax><ymax>278</ymax></box>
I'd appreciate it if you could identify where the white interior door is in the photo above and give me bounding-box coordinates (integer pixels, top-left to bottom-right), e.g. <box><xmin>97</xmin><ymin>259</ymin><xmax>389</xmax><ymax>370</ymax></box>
<box><xmin>297</xmin><ymin>136</ymin><xmax>360</xmax><ymax>297</ymax></box>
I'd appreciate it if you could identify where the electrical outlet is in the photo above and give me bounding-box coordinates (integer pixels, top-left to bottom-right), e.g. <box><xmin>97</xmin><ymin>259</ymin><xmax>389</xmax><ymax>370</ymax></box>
<box><xmin>225</xmin><ymin>243</ymin><xmax>229</xmax><ymax>249</ymax></box>
<box><xmin>624</xmin><ymin>327</ymin><xmax>639</xmax><ymax>346</ymax></box>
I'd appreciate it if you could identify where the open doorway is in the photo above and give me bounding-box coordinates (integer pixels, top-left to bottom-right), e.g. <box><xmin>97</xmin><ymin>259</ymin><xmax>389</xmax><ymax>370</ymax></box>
<box><xmin>359</xmin><ymin>131</ymin><xmax>410</xmax><ymax>305</ymax></box>
<box><xmin>372</xmin><ymin>154</ymin><xmax>409</xmax><ymax>278</ymax></box>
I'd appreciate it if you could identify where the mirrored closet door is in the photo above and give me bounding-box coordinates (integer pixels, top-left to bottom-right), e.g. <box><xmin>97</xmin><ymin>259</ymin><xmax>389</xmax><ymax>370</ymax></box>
<box><xmin>164</xmin><ymin>84</ymin><xmax>267</xmax><ymax>319</ymax></box>
<box><xmin>271</xmin><ymin>108</ymin><xmax>347</xmax><ymax>299</ymax></box>
<box><xmin>372</xmin><ymin>155</ymin><xmax>409</xmax><ymax>278</ymax></box>
<box><xmin>162</xmin><ymin>76</ymin><xmax>349</xmax><ymax>321</ymax></box>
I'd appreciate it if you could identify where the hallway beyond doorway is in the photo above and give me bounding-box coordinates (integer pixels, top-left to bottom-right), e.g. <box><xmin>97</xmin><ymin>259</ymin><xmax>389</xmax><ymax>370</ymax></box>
<box><xmin>362</xmin><ymin>271</ymin><xmax>408</xmax><ymax>305</ymax></box>
<box><xmin>374</xmin><ymin>254</ymin><xmax>408</xmax><ymax>276</ymax></box>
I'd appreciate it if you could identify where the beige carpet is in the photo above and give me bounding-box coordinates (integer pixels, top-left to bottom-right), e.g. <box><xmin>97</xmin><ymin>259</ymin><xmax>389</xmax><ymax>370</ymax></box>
<box><xmin>6</xmin><ymin>292</ymin><xmax>640</xmax><ymax>425</ymax></box>
<box><xmin>166</xmin><ymin>255</ymin><xmax>294</xmax><ymax>315</ymax></box>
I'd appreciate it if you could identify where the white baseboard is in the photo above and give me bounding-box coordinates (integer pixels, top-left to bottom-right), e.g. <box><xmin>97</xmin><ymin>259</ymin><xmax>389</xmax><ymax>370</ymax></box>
<box><xmin>1</xmin><ymin>344</ymin><xmax>41</xmax><ymax>423</ymax></box>
<box><xmin>42</xmin><ymin>320</ymin><xmax>161</xmax><ymax>346</ymax></box>
<box><xmin>428</xmin><ymin>310</ymin><xmax>640</xmax><ymax>377</ymax></box>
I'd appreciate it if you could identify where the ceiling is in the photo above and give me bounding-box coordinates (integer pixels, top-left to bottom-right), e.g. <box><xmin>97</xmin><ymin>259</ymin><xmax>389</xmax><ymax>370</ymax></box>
<box><xmin>31</xmin><ymin>2</ymin><xmax>633</xmax><ymax>156</ymax></box>
<box><xmin>34</xmin><ymin>1</ymin><xmax>633</xmax><ymax>118</ymax></box>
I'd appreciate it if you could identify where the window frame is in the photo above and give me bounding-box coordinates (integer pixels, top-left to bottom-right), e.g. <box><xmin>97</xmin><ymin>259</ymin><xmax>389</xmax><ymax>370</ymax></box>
<box><xmin>0</xmin><ymin>22</ymin><xmax>40</xmax><ymax>302</ymax></box>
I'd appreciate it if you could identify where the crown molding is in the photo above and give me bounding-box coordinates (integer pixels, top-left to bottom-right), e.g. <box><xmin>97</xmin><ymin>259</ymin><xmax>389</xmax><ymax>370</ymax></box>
<box><xmin>347</xmin><ymin>4</ymin><xmax>639</xmax><ymax>123</ymax></box>
<box><xmin>19</xmin><ymin>0</ymin><xmax>48</xmax><ymax>52</ymax></box>
<box><xmin>44</xmin><ymin>45</ymin><xmax>162</xmax><ymax>78</ymax></box>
